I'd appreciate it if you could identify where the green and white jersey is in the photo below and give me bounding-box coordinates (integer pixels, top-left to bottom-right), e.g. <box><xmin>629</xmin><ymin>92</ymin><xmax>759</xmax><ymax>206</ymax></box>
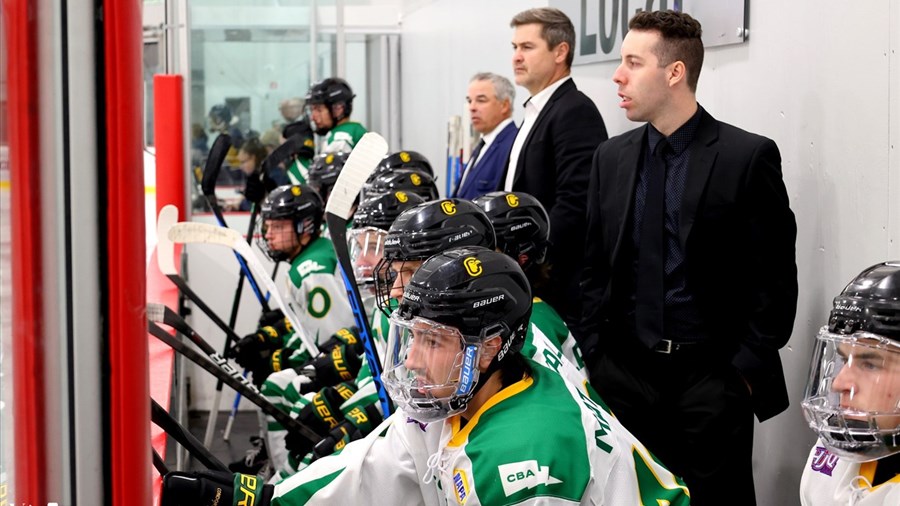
<box><xmin>323</xmin><ymin>121</ymin><xmax>367</xmax><ymax>154</ymax></box>
<box><xmin>270</xmin><ymin>361</ymin><xmax>690</xmax><ymax>506</ymax></box>
<box><xmin>287</xmin><ymin>157</ymin><xmax>311</xmax><ymax>185</ymax></box>
<box><xmin>281</xmin><ymin>236</ymin><xmax>355</xmax><ymax>355</ymax></box>
<box><xmin>523</xmin><ymin>298</ymin><xmax>588</xmax><ymax>385</ymax></box>
<box><xmin>800</xmin><ymin>440</ymin><xmax>900</xmax><ymax>506</ymax></box>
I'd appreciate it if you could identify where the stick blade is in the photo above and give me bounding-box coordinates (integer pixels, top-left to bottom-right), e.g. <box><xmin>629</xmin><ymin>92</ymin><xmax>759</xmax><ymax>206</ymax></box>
<box><xmin>325</xmin><ymin>132</ymin><xmax>389</xmax><ymax>220</ymax></box>
<box><xmin>201</xmin><ymin>134</ymin><xmax>232</xmax><ymax>196</ymax></box>
<box><xmin>156</xmin><ymin>205</ymin><xmax>179</xmax><ymax>276</ymax></box>
<box><xmin>168</xmin><ymin>221</ymin><xmax>243</xmax><ymax>249</ymax></box>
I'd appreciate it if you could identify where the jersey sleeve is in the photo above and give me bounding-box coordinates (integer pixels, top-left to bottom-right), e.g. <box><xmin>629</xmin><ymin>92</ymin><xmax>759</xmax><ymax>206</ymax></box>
<box><xmin>270</xmin><ymin>414</ymin><xmax>435</xmax><ymax>506</ymax></box>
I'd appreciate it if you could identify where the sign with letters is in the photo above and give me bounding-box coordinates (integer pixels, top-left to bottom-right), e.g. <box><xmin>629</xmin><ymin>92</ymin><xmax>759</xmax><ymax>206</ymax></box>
<box><xmin>549</xmin><ymin>0</ymin><xmax>747</xmax><ymax>65</ymax></box>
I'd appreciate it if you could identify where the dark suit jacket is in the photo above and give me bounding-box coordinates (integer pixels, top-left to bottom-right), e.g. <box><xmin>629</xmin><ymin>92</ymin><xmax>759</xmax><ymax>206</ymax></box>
<box><xmin>502</xmin><ymin>78</ymin><xmax>608</xmax><ymax>325</ymax></box>
<box><xmin>581</xmin><ymin>108</ymin><xmax>798</xmax><ymax>422</ymax></box>
<box><xmin>455</xmin><ymin>121</ymin><xmax>517</xmax><ymax>199</ymax></box>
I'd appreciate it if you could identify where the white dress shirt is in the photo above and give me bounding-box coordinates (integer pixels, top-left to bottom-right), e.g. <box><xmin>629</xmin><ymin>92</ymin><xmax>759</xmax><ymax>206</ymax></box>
<box><xmin>503</xmin><ymin>76</ymin><xmax>571</xmax><ymax>191</ymax></box>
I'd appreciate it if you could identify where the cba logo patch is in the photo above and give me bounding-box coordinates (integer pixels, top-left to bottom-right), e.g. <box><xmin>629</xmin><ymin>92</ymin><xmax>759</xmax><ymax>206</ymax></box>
<box><xmin>291</xmin><ymin>186</ymin><xmax>302</xmax><ymax>196</ymax></box>
<box><xmin>498</xmin><ymin>460</ymin><xmax>562</xmax><ymax>497</ymax></box>
<box><xmin>400</xmin><ymin>151</ymin><xmax>411</xmax><ymax>163</ymax></box>
<box><xmin>441</xmin><ymin>200</ymin><xmax>457</xmax><ymax>215</ymax></box>
<box><xmin>506</xmin><ymin>193</ymin><xmax>519</xmax><ymax>207</ymax></box>
<box><xmin>326</xmin><ymin>154</ymin><xmax>334</xmax><ymax>164</ymax></box>
<box><xmin>464</xmin><ymin>257</ymin><xmax>483</xmax><ymax>277</ymax></box>
<box><xmin>395</xmin><ymin>191</ymin><xmax>409</xmax><ymax>203</ymax></box>
<box><xmin>453</xmin><ymin>469</ymin><xmax>470</xmax><ymax>505</ymax></box>
<box><xmin>410</xmin><ymin>173</ymin><xmax>422</xmax><ymax>186</ymax></box>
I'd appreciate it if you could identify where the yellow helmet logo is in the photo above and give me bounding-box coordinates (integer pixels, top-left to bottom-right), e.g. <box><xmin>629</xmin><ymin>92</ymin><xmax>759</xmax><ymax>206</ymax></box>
<box><xmin>410</xmin><ymin>173</ymin><xmax>422</xmax><ymax>186</ymax></box>
<box><xmin>326</xmin><ymin>154</ymin><xmax>334</xmax><ymax>164</ymax></box>
<box><xmin>464</xmin><ymin>257</ymin><xmax>483</xmax><ymax>277</ymax></box>
<box><xmin>400</xmin><ymin>151</ymin><xmax>411</xmax><ymax>163</ymax></box>
<box><xmin>291</xmin><ymin>186</ymin><xmax>302</xmax><ymax>196</ymax></box>
<box><xmin>304</xmin><ymin>139</ymin><xmax>315</xmax><ymax>148</ymax></box>
<box><xmin>506</xmin><ymin>193</ymin><xmax>520</xmax><ymax>207</ymax></box>
<box><xmin>441</xmin><ymin>200</ymin><xmax>457</xmax><ymax>215</ymax></box>
<box><xmin>395</xmin><ymin>191</ymin><xmax>409</xmax><ymax>203</ymax></box>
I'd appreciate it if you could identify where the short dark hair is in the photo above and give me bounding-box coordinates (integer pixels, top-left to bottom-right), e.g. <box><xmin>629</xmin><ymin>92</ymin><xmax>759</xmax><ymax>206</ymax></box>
<box><xmin>629</xmin><ymin>10</ymin><xmax>704</xmax><ymax>92</ymax></box>
<box><xmin>239</xmin><ymin>137</ymin><xmax>269</xmax><ymax>167</ymax></box>
<box><xmin>510</xmin><ymin>8</ymin><xmax>576</xmax><ymax>69</ymax></box>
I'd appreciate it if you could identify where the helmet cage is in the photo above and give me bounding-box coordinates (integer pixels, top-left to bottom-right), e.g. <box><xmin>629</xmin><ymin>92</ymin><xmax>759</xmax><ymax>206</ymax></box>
<box><xmin>801</xmin><ymin>327</ymin><xmax>900</xmax><ymax>462</ymax></box>
<box><xmin>348</xmin><ymin>227</ymin><xmax>388</xmax><ymax>293</ymax></box>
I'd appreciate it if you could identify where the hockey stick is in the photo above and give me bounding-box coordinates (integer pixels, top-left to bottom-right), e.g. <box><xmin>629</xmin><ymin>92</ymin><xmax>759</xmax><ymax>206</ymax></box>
<box><xmin>158</xmin><ymin>205</ymin><xmax>247</xmax><ymax>445</ymax></box>
<box><xmin>152</xmin><ymin>448</ymin><xmax>170</xmax><ymax>476</ymax></box>
<box><xmin>201</xmin><ymin>133</ymin><xmax>271</xmax><ymax>312</ymax></box>
<box><xmin>151</xmin><ymin>397</ymin><xmax>228</xmax><ymax>471</ymax></box>
<box><xmin>323</xmin><ymin>132</ymin><xmax>394</xmax><ymax>416</ymax></box>
<box><xmin>165</xmin><ymin>221</ymin><xmax>319</xmax><ymax>357</ymax></box>
<box><xmin>148</xmin><ymin>320</ymin><xmax>322</xmax><ymax>443</ymax></box>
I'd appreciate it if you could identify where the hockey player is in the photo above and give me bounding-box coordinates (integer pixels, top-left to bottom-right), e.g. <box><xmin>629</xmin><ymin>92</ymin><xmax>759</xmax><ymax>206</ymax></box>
<box><xmin>306</xmin><ymin>78</ymin><xmax>367</xmax><ymax>154</ymax></box>
<box><xmin>226</xmin><ymin>184</ymin><xmax>355</xmax><ymax>474</ymax></box>
<box><xmin>473</xmin><ymin>191</ymin><xmax>587</xmax><ymax>379</ymax></box>
<box><xmin>160</xmin><ymin>248</ymin><xmax>690</xmax><ymax>505</ymax></box>
<box><xmin>800</xmin><ymin>261</ymin><xmax>900</xmax><ymax>505</ymax></box>
<box><xmin>377</xmin><ymin>150</ymin><xmax>435</xmax><ymax>176</ymax></box>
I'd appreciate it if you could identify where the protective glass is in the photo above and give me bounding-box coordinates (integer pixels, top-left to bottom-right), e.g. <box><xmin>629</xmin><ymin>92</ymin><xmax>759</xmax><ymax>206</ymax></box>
<box><xmin>348</xmin><ymin>227</ymin><xmax>388</xmax><ymax>294</ymax></box>
<box><xmin>382</xmin><ymin>314</ymin><xmax>485</xmax><ymax>423</ymax></box>
<box><xmin>801</xmin><ymin>327</ymin><xmax>900</xmax><ymax>461</ymax></box>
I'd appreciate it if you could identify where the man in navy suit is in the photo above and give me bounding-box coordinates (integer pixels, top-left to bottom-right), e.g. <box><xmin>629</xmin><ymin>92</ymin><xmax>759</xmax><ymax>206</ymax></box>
<box><xmin>503</xmin><ymin>7</ymin><xmax>607</xmax><ymax>330</ymax></box>
<box><xmin>453</xmin><ymin>73</ymin><xmax>517</xmax><ymax>200</ymax></box>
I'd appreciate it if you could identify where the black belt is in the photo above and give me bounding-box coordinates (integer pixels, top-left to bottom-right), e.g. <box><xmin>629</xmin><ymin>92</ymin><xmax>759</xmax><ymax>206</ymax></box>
<box><xmin>650</xmin><ymin>339</ymin><xmax>704</xmax><ymax>354</ymax></box>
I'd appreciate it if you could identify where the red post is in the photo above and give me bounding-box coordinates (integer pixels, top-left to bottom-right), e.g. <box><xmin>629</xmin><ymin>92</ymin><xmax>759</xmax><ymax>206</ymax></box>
<box><xmin>104</xmin><ymin>0</ymin><xmax>151</xmax><ymax>504</ymax></box>
<box><xmin>154</xmin><ymin>75</ymin><xmax>186</xmax><ymax>216</ymax></box>
<box><xmin>5</xmin><ymin>0</ymin><xmax>46</xmax><ymax>501</ymax></box>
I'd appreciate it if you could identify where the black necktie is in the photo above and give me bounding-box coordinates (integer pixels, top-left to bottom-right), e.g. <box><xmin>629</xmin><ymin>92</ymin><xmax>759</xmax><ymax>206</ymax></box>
<box><xmin>455</xmin><ymin>138</ymin><xmax>485</xmax><ymax>196</ymax></box>
<box><xmin>635</xmin><ymin>140</ymin><xmax>669</xmax><ymax>349</ymax></box>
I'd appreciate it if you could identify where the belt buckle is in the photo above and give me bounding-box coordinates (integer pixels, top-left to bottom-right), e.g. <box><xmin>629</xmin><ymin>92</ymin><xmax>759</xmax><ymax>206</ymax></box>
<box><xmin>655</xmin><ymin>339</ymin><xmax>673</xmax><ymax>354</ymax></box>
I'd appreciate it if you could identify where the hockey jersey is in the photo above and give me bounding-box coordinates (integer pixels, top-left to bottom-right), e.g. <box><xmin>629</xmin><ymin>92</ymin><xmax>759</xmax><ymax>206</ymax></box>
<box><xmin>800</xmin><ymin>441</ymin><xmax>900</xmax><ymax>505</ymax></box>
<box><xmin>270</xmin><ymin>362</ymin><xmax>690</xmax><ymax>505</ymax></box>
<box><xmin>323</xmin><ymin>121</ymin><xmax>367</xmax><ymax>154</ymax></box>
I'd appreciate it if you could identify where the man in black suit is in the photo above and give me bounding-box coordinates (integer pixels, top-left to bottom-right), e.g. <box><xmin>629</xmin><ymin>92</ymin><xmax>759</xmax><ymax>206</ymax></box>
<box><xmin>502</xmin><ymin>7</ymin><xmax>607</xmax><ymax>329</ymax></box>
<box><xmin>582</xmin><ymin>10</ymin><xmax>797</xmax><ymax>505</ymax></box>
<box><xmin>453</xmin><ymin>73</ymin><xmax>518</xmax><ymax>199</ymax></box>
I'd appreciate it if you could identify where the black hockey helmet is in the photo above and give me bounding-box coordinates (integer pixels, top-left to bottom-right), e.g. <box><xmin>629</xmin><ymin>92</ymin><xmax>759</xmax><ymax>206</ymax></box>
<box><xmin>306</xmin><ymin>78</ymin><xmax>355</xmax><ymax>123</ymax></box>
<box><xmin>473</xmin><ymin>191</ymin><xmax>550</xmax><ymax>269</ymax></box>
<box><xmin>362</xmin><ymin>168</ymin><xmax>439</xmax><ymax>203</ymax></box>
<box><xmin>373</xmin><ymin>199</ymin><xmax>496</xmax><ymax>315</ymax></box>
<box><xmin>307</xmin><ymin>151</ymin><xmax>350</xmax><ymax>204</ymax></box>
<box><xmin>828</xmin><ymin>262</ymin><xmax>900</xmax><ymax>339</ymax></box>
<box><xmin>382</xmin><ymin>247</ymin><xmax>532</xmax><ymax>422</ymax></box>
<box><xmin>377</xmin><ymin>151</ymin><xmax>434</xmax><ymax>177</ymax></box>
<box><xmin>259</xmin><ymin>184</ymin><xmax>324</xmax><ymax>260</ymax></box>
<box><xmin>353</xmin><ymin>191</ymin><xmax>427</xmax><ymax>231</ymax></box>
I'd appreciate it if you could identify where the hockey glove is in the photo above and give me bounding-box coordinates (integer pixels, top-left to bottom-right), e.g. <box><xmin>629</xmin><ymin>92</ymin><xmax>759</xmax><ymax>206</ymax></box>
<box><xmin>286</xmin><ymin>382</ymin><xmax>357</xmax><ymax>460</ymax></box>
<box><xmin>315</xmin><ymin>326</ymin><xmax>364</xmax><ymax>355</ymax></box>
<box><xmin>160</xmin><ymin>470</ymin><xmax>273</xmax><ymax>506</ymax></box>
<box><xmin>228</xmin><ymin>323</ymin><xmax>288</xmax><ymax>369</ymax></box>
<box><xmin>312</xmin><ymin>403</ymin><xmax>384</xmax><ymax>461</ymax></box>
<box><xmin>258</xmin><ymin>308</ymin><xmax>284</xmax><ymax>328</ymax></box>
<box><xmin>297</xmin><ymin>344</ymin><xmax>363</xmax><ymax>394</ymax></box>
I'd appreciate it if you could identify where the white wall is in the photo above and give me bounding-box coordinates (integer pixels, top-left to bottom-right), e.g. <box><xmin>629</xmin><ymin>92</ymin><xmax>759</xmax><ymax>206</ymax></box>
<box><xmin>401</xmin><ymin>1</ymin><xmax>900</xmax><ymax>505</ymax></box>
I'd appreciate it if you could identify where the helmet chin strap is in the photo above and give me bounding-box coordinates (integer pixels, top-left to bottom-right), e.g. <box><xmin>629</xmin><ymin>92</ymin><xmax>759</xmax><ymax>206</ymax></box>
<box><xmin>449</xmin><ymin>353</ymin><xmax>505</xmax><ymax>417</ymax></box>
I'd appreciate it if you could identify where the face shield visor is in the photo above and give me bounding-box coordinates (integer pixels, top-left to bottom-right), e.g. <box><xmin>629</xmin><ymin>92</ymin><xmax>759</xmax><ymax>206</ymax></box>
<box><xmin>382</xmin><ymin>314</ymin><xmax>497</xmax><ymax>423</ymax></box>
<box><xmin>348</xmin><ymin>227</ymin><xmax>388</xmax><ymax>296</ymax></box>
<box><xmin>801</xmin><ymin>326</ymin><xmax>900</xmax><ymax>462</ymax></box>
<box><xmin>257</xmin><ymin>218</ymin><xmax>299</xmax><ymax>262</ymax></box>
